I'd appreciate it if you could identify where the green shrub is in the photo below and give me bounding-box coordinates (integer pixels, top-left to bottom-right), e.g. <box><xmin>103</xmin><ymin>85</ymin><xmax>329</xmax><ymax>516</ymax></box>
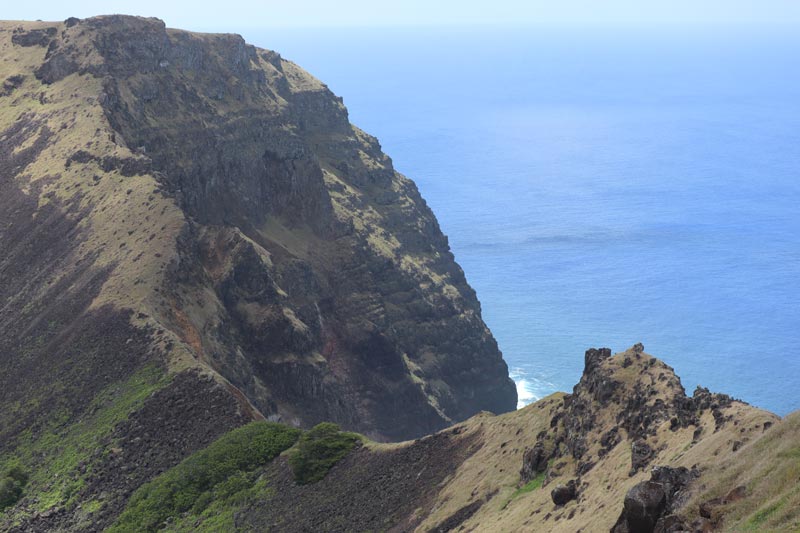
<box><xmin>512</xmin><ymin>471</ymin><xmax>546</xmax><ymax>498</ymax></box>
<box><xmin>287</xmin><ymin>422</ymin><xmax>360</xmax><ymax>485</ymax></box>
<box><xmin>109</xmin><ymin>422</ymin><xmax>300</xmax><ymax>532</ymax></box>
<box><xmin>0</xmin><ymin>464</ymin><xmax>28</xmax><ymax>512</ymax></box>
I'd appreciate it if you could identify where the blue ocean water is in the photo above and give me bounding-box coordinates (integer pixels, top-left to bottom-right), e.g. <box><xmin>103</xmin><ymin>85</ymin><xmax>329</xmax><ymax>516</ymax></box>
<box><xmin>238</xmin><ymin>27</ymin><xmax>800</xmax><ymax>415</ymax></box>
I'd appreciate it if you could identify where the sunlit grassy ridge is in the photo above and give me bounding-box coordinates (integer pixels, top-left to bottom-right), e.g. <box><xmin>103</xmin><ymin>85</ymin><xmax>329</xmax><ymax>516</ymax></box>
<box><xmin>287</xmin><ymin>422</ymin><xmax>362</xmax><ymax>485</ymax></box>
<box><xmin>683</xmin><ymin>411</ymin><xmax>800</xmax><ymax>532</ymax></box>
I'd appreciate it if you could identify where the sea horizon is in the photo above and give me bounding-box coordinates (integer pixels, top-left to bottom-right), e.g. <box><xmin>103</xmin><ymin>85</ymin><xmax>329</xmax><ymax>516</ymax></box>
<box><xmin>234</xmin><ymin>25</ymin><xmax>800</xmax><ymax>415</ymax></box>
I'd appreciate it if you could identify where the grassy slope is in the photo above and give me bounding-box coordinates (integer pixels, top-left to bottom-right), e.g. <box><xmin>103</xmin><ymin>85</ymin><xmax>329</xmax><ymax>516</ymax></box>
<box><xmin>0</xmin><ymin>20</ymin><xmax>197</xmax><ymax>528</ymax></box>
<box><xmin>3</xmin><ymin>341</ymin><xmax>790</xmax><ymax>532</ymax></box>
<box><xmin>0</xmin><ymin>367</ymin><xmax>169</xmax><ymax>528</ymax></box>
<box><xmin>101</xmin><ymin>351</ymin><xmax>800</xmax><ymax>533</ymax></box>
<box><xmin>415</xmin><ymin>348</ymin><xmax>781</xmax><ymax>533</ymax></box>
<box><xmin>684</xmin><ymin>411</ymin><xmax>800</xmax><ymax>532</ymax></box>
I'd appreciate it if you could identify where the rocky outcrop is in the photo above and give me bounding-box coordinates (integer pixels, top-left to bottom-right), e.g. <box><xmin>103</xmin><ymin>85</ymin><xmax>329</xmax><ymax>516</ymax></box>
<box><xmin>503</xmin><ymin>345</ymin><xmax>777</xmax><ymax>532</ymax></box>
<box><xmin>611</xmin><ymin>466</ymin><xmax>698</xmax><ymax>533</ymax></box>
<box><xmin>104</xmin><ymin>346</ymin><xmax>782</xmax><ymax>533</ymax></box>
<box><xmin>520</xmin><ymin>441</ymin><xmax>550</xmax><ymax>482</ymax></box>
<box><xmin>533</xmin><ymin>344</ymin><xmax>751</xmax><ymax>481</ymax></box>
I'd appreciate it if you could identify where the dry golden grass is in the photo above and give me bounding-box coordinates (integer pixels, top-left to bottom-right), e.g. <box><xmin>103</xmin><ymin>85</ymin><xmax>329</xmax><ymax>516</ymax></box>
<box><xmin>683</xmin><ymin>411</ymin><xmax>800</xmax><ymax>532</ymax></box>
<box><xmin>405</xmin><ymin>347</ymin><xmax>782</xmax><ymax>532</ymax></box>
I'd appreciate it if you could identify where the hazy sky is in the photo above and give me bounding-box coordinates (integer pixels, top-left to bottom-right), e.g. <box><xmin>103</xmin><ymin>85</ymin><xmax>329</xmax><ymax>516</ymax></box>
<box><xmin>6</xmin><ymin>0</ymin><xmax>800</xmax><ymax>30</ymax></box>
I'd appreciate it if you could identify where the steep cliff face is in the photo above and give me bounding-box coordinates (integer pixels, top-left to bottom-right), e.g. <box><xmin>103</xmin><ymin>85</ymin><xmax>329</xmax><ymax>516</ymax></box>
<box><xmin>9</xmin><ymin>16</ymin><xmax>792</xmax><ymax>533</ymax></box>
<box><xmin>1</xmin><ymin>14</ymin><xmax>515</xmax><ymax>450</ymax></box>
<box><xmin>0</xmin><ymin>15</ymin><xmax>514</xmax><ymax>530</ymax></box>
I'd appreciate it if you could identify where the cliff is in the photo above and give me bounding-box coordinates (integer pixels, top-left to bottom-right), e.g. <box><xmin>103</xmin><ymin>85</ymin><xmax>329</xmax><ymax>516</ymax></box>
<box><xmin>0</xmin><ymin>14</ymin><xmax>516</xmax><ymax>528</ymax></box>
<box><xmin>0</xmin><ymin>13</ymin><xmax>515</xmax><ymax>446</ymax></box>
<box><xmin>2</xmin><ymin>15</ymin><xmax>796</xmax><ymax>533</ymax></box>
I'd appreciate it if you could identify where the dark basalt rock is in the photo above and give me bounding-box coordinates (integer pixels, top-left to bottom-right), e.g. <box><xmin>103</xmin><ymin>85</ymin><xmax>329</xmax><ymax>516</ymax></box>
<box><xmin>599</xmin><ymin>426</ymin><xmax>622</xmax><ymax>458</ymax></box>
<box><xmin>556</xmin><ymin>348</ymin><xmax>621</xmax><ymax>461</ymax></box>
<box><xmin>429</xmin><ymin>499</ymin><xmax>485</xmax><ymax>533</ymax></box>
<box><xmin>581</xmin><ymin>348</ymin><xmax>620</xmax><ymax>405</ymax></box>
<box><xmin>617</xmin><ymin>383</ymin><xmax>672</xmax><ymax>442</ymax></box>
<box><xmin>65</xmin><ymin>149</ymin><xmax>152</xmax><ymax>176</ymax></box>
<box><xmin>612</xmin><ymin>466</ymin><xmax>698</xmax><ymax>533</ymax></box>
<box><xmin>577</xmin><ymin>460</ymin><xmax>596</xmax><ymax>476</ymax></box>
<box><xmin>11</xmin><ymin>26</ymin><xmax>56</xmax><ymax>47</ymax></box>
<box><xmin>520</xmin><ymin>441</ymin><xmax>550</xmax><ymax>482</ymax></box>
<box><xmin>551</xmin><ymin>479</ymin><xmax>578</xmax><ymax>506</ymax></box>
<box><xmin>618</xmin><ymin>481</ymin><xmax>667</xmax><ymax>533</ymax></box>
<box><xmin>698</xmin><ymin>485</ymin><xmax>747</xmax><ymax>523</ymax></box>
<box><xmin>630</xmin><ymin>440</ymin><xmax>655</xmax><ymax>476</ymax></box>
<box><xmin>1</xmin><ymin>74</ymin><xmax>24</xmax><ymax>97</ymax></box>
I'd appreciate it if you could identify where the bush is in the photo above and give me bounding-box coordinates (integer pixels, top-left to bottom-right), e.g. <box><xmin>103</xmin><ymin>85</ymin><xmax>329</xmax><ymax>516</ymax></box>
<box><xmin>287</xmin><ymin>422</ymin><xmax>361</xmax><ymax>485</ymax></box>
<box><xmin>0</xmin><ymin>465</ymin><xmax>28</xmax><ymax>512</ymax></box>
<box><xmin>109</xmin><ymin>422</ymin><xmax>300</xmax><ymax>532</ymax></box>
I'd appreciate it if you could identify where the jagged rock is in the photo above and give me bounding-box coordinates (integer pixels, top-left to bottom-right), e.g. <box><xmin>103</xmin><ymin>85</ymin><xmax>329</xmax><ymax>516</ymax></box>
<box><xmin>585</xmin><ymin>347</ymin><xmax>613</xmax><ymax>372</ymax></box>
<box><xmin>612</xmin><ymin>466</ymin><xmax>698</xmax><ymax>533</ymax></box>
<box><xmin>599</xmin><ymin>426</ymin><xmax>621</xmax><ymax>457</ymax></box>
<box><xmin>551</xmin><ymin>479</ymin><xmax>578</xmax><ymax>505</ymax></box>
<box><xmin>615</xmin><ymin>481</ymin><xmax>668</xmax><ymax>533</ymax></box>
<box><xmin>698</xmin><ymin>485</ymin><xmax>747</xmax><ymax>521</ymax></box>
<box><xmin>577</xmin><ymin>460</ymin><xmax>596</xmax><ymax>476</ymax></box>
<box><xmin>11</xmin><ymin>26</ymin><xmax>56</xmax><ymax>47</ymax></box>
<box><xmin>520</xmin><ymin>441</ymin><xmax>549</xmax><ymax>482</ymax></box>
<box><xmin>630</xmin><ymin>440</ymin><xmax>655</xmax><ymax>476</ymax></box>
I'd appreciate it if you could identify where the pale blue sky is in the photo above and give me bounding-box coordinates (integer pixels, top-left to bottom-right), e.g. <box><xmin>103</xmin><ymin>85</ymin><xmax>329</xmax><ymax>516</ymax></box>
<box><xmin>6</xmin><ymin>0</ymin><xmax>800</xmax><ymax>29</ymax></box>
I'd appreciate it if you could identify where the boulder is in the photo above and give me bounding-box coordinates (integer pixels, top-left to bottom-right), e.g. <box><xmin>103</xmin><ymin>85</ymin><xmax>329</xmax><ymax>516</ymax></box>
<box><xmin>612</xmin><ymin>466</ymin><xmax>698</xmax><ymax>533</ymax></box>
<box><xmin>520</xmin><ymin>442</ymin><xmax>549</xmax><ymax>482</ymax></box>
<box><xmin>621</xmin><ymin>481</ymin><xmax>667</xmax><ymax>532</ymax></box>
<box><xmin>551</xmin><ymin>479</ymin><xmax>577</xmax><ymax>505</ymax></box>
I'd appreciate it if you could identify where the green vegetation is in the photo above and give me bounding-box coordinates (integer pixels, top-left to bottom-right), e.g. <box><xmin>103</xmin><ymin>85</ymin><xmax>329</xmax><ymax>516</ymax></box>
<box><xmin>287</xmin><ymin>422</ymin><xmax>361</xmax><ymax>485</ymax></box>
<box><xmin>0</xmin><ymin>364</ymin><xmax>168</xmax><ymax>518</ymax></box>
<box><xmin>109</xmin><ymin>421</ymin><xmax>361</xmax><ymax>531</ymax></box>
<box><xmin>162</xmin><ymin>475</ymin><xmax>274</xmax><ymax>532</ymax></box>
<box><xmin>0</xmin><ymin>465</ymin><xmax>28</xmax><ymax>512</ymax></box>
<box><xmin>109</xmin><ymin>422</ymin><xmax>301</xmax><ymax>532</ymax></box>
<box><xmin>511</xmin><ymin>471</ymin><xmax>546</xmax><ymax>499</ymax></box>
<box><xmin>500</xmin><ymin>471</ymin><xmax>547</xmax><ymax>510</ymax></box>
<box><xmin>747</xmin><ymin>497</ymin><xmax>787</xmax><ymax>530</ymax></box>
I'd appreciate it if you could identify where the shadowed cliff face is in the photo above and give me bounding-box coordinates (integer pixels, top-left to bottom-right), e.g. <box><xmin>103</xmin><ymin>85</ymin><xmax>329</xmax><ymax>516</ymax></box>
<box><xmin>2</xmin><ymin>16</ymin><xmax>796</xmax><ymax>533</ymax></box>
<box><xmin>0</xmin><ymin>15</ymin><xmax>514</xmax><ymax>529</ymax></box>
<box><xmin>1</xmin><ymin>15</ymin><xmax>515</xmax><ymax>448</ymax></box>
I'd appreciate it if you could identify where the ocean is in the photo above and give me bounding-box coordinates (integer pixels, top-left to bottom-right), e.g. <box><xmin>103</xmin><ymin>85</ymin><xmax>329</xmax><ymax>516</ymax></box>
<box><xmin>236</xmin><ymin>26</ymin><xmax>800</xmax><ymax>415</ymax></box>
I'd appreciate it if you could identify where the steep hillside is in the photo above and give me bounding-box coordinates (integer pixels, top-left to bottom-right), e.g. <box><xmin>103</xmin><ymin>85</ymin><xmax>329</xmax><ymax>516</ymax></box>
<box><xmin>0</xmin><ymin>14</ymin><xmax>515</xmax><ymax>530</ymax></box>
<box><xmin>161</xmin><ymin>346</ymin><xmax>793</xmax><ymax>533</ymax></box>
<box><xmin>0</xmin><ymin>15</ymin><xmax>515</xmax><ymax>441</ymax></box>
<box><xmin>3</xmin><ymin>15</ymin><xmax>796</xmax><ymax>533</ymax></box>
<box><xmin>14</xmin><ymin>345</ymin><xmax>789</xmax><ymax>532</ymax></box>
